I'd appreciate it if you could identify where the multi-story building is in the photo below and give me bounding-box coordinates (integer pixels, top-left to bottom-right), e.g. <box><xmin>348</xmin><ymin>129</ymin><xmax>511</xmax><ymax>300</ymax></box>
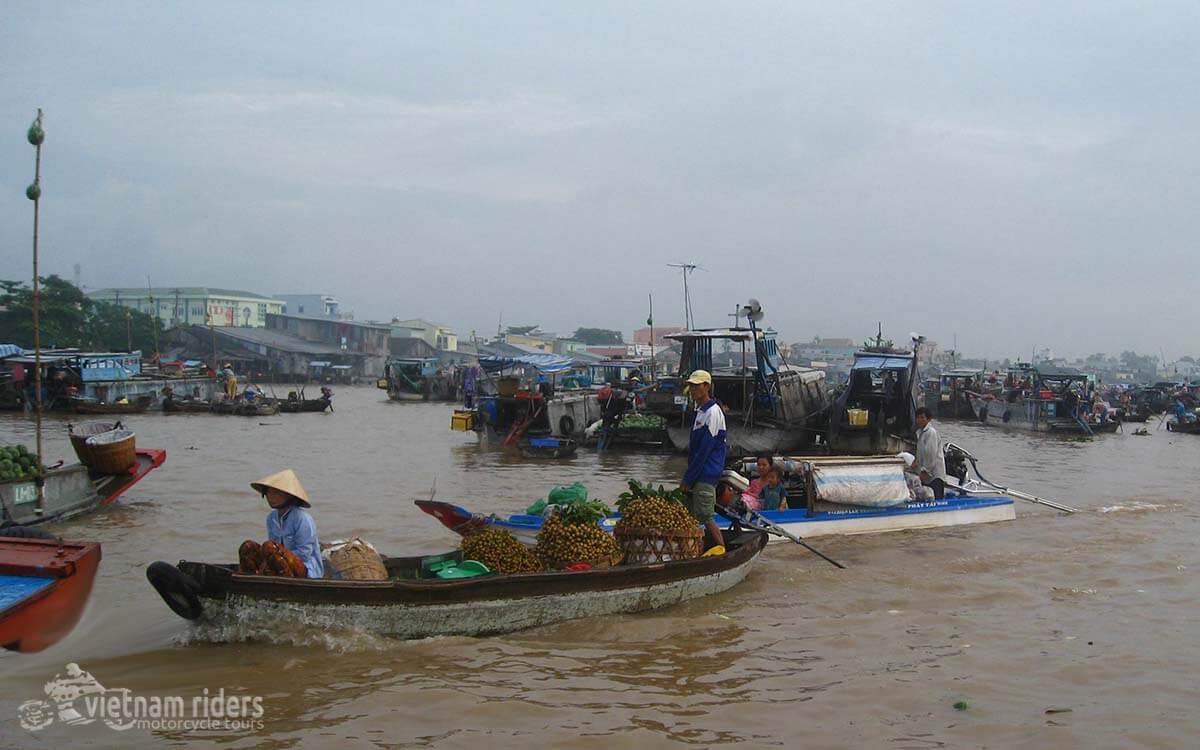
<box><xmin>503</xmin><ymin>332</ymin><xmax>555</xmax><ymax>352</ymax></box>
<box><xmin>390</xmin><ymin>319</ymin><xmax>459</xmax><ymax>352</ymax></box>
<box><xmin>265</xmin><ymin>313</ymin><xmax>391</xmax><ymax>376</ymax></box>
<box><xmin>277</xmin><ymin>294</ymin><xmax>341</xmax><ymax>318</ymax></box>
<box><xmin>87</xmin><ymin>287</ymin><xmax>284</xmax><ymax>328</ymax></box>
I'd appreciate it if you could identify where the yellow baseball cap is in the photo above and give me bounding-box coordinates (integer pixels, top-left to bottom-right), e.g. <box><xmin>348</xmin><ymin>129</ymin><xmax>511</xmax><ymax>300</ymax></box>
<box><xmin>685</xmin><ymin>370</ymin><xmax>712</xmax><ymax>386</ymax></box>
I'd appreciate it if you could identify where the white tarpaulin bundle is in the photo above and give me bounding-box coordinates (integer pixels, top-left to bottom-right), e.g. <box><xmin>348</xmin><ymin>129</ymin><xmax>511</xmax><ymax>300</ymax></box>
<box><xmin>810</xmin><ymin>460</ymin><xmax>910</xmax><ymax>508</ymax></box>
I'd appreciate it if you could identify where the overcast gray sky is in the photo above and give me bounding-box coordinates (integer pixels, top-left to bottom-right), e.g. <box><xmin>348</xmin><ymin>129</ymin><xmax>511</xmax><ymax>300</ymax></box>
<box><xmin>3</xmin><ymin>2</ymin><xmax>1197</xmax><ymax>360</ymax></box>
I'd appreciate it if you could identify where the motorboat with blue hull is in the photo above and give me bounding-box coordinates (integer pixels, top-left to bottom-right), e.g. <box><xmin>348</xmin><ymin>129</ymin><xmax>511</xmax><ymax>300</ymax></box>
<box><xmin>420</xmin><ymin>492</ymin><xmax>1015</xmax><ymax>547</ymax></box>
<box><xmin>420</xmin><ymin>446</ymin><xmax>1026</xmax><ymax>545</ymax></box>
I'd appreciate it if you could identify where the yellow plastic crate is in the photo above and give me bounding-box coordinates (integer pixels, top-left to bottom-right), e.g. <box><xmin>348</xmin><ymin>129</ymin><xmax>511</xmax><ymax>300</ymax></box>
<box><xmin>451</xmin><ymin>410</ymin><xmax>475</xmax><ymax>431</ymax></box>
<box><xmin>847</xmin><ymin>408</ymin><xmax>869</xmax><ymax>427</ymax></box>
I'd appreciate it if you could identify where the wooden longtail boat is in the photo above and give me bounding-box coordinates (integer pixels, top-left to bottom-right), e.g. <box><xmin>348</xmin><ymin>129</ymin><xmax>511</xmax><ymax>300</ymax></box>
<box><xmin>69</xmin><ymin>394</ymin><xmax>154</xmax><ymax>414</ymax></box>
<box><xmin>211</xmin><ymin>399</ymin><xmax>280</xmax><ymax>416</ymax></box>
<box><xmin>145</xmin><ymin>529</ymin><xmax>767</xmax><ymax>639</ymax></box>
<box><xmin>163</xmin><ymin>397</ymin><xmax>213</xmax><ymax>413</ymax></box>
<box><xmin>278</xmin><ymin>397</ymin><xmax>331</xmax><ymax>413</ymax></box>
<box><xmin>0</xmin><ymin>535</ymin><xmax>101</xmax><ymax>652</ymax></box>
<box><xmin>1166</xmin><ymin>418</ymin><xmax>1200</xmax><ymax>434</ymax></box>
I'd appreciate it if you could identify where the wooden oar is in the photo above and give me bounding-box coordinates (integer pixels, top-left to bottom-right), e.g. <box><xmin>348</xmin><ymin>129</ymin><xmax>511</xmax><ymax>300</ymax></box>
<box><xmin>945</xmin><ymin>442</ymin><xmax>1078</xmax><ymax>514</ymax></box>
<box><xmin>716</xmin><ymin>504</ymin><xmax>845</xmax><ymax>569</ymax></box>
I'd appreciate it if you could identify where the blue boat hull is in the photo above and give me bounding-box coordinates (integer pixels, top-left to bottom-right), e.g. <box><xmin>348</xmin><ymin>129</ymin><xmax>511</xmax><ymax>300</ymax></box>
<box><xmin>434</xmin><ymin>493</ymin><xmax>1016</xmax><ymax>546</ymax></box>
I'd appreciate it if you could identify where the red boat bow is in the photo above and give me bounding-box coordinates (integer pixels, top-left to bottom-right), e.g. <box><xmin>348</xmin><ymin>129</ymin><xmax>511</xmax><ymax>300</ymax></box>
<box><xmin>415</xmin><ymin>500</ymin><xmax>489</xmax><ymax>536</ymax></box>
<box><xmin>0</xmin><ymin>537</ymin><xmax>102</xmax><ymax>652</ymax></box>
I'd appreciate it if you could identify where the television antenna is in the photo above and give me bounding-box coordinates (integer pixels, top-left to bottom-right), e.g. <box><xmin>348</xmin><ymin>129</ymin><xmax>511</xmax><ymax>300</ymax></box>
<box><xmin>667</xmin><ymin>262</ymin><xmax>703</xmax><ymax>329</ymax></box>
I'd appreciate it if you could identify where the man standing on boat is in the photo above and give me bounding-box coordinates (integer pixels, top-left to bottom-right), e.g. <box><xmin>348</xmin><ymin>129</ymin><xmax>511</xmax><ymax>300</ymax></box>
<box><xmin>914</xmin><ymin>407</ymin><xmax>947</xmax><ymax>499</ymax></box>
<box><xmin>681</xmin><ymin>370</ymin><xmax>726</xmax><ymax>549</ymax></box>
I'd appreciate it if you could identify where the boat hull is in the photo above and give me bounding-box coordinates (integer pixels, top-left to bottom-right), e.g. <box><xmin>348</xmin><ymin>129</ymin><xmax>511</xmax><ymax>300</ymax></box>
<box><xmin>163</xmin><ymin>399</ymin><xmax>213</xmax><ymax>413</ymax></box>
<box><xmin>167</xmin><ymin>532</ymin><xmax>767</xmax><ymax>639</ymax></box>
<box><xmin>0</xmin><ymin>449</ymin><xmax>166</xmax><ymax>526</ymax></box>
<box><xmin>0</xmin><ymin>537</ymin><xmax>101</xmax><ymax>652</ymax></box>
<box><xmin>666</xmin><ymin>424</ymin><xmax>812</xmax><ymax>455</ymax></box>
<box><xmin>421</xmin><ymin>493</ymin><xmax>1016</xmax><ymax>548</ymax></box>
<box><xmin>387</xmin><ymin>392</ymin><xmax>426</xmax><ymax>402</ymax></box>
<box><xmin>70</xmin><ymin>395</ymin><xmax>154</xmax><ymax>414</ymax></box>
<box><xmin>968</xmin><ymin>394</ymin><xmax>1116</xmax><ymax>435</ymax></box>
<box><xmin>279</xmin><ymin>399</ymin><xmax>331</xmax><ymax>413</ymax></box>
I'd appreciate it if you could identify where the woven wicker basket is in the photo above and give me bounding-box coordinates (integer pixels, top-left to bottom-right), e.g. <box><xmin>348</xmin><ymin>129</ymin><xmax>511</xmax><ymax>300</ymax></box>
<box><xmin>68</xmin><ymin>420</ymin><xmax>121</xmax><ymax>466</ymax></box>
<box><xmin>84</xmin><ymin>429</ymin><xmax>136</xmax><ymax>474</ymax></box>
<box><xmin>327</xmin><ymin>538</ymin><xmax>389</xmax><ymax>580</ymax></box>
<box><xmin>614</xmin><ymin>525</ymin><xmax>704</xmax><ymax>564</ymax></box>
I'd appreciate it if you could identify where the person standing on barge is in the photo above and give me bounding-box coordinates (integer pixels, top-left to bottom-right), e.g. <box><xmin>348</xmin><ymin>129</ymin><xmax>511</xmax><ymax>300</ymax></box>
<box><xmin>914</xmin><ymin>407</ymin><xmax>947</xmax><ymax>499</ymax></box>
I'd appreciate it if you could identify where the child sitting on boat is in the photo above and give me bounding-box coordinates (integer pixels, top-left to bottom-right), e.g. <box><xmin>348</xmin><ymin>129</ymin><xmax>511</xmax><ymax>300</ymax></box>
<box><xmin>758</xmin><ymin>468</ymin><xmax>789</xmax><ymax>511</ymax></box>
<box><xmin>746</xmin><ymin>455</ymin><xmax>772</xmax><ymax>499</ymax></box>
<box><xmin>239</xmin><ymin>469</ymin><xmax>324</xmax><ymax>578</ymax></box>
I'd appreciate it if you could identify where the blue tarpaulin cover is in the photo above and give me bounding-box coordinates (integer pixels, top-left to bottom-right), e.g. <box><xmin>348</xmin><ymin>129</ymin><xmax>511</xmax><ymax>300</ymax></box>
<box><xmin>480</xmin><ymin>354</ymin><xmax>573</xmax><ymax>374</ymax></box>
<box><xmin>852</xmin><ymin>356</ymin><xmax>912</xmax><ymax>370</ymax></box>
<box><xmin>0</xmin><ymin>344</ymin><xmax>25</xmax><ymax>359</ymax></box>
<box><xmin>0</xmin><ymin>574</ymin><xmax>54</xmax><ymax>610</ymax></box>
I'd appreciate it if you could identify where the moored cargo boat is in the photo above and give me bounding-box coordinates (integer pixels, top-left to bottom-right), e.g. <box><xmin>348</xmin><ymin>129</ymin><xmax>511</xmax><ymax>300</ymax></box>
<box><xmin>647</xmin><ymin>302</ymin><xmax>828</xmax><ymax>455</ymax></box>
<box><xmin>966</xmin><ymin>363</ymin><xmax>1111</xmax><ymax>435</ymax></box>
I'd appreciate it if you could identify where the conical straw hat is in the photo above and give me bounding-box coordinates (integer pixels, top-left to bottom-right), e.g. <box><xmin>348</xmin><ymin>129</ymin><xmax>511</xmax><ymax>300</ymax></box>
<box><xmin>250</xmin><ymin>469</ymin><xmax>311</xmax><ymax>507</ymax></box>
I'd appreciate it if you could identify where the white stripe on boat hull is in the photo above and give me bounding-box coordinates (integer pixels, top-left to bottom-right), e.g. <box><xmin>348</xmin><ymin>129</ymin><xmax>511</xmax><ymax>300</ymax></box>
<box><xmin>774</xmin><ymin>502</ymin><xmax>1016</xmax><ymax>538</ymax></box>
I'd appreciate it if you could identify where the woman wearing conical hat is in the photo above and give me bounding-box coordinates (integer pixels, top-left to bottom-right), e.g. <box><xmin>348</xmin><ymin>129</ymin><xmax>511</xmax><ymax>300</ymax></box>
<box><xmin>240</xmin><ymin>469</ymin><xmax>323</xmax><ymax>578</ymax></box>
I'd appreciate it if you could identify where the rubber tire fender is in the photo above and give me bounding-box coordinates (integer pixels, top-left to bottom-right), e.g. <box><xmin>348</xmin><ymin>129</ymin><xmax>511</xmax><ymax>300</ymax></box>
<box><xmin>978</xmin><ymin>406</ymin><xmax>988</xmax><ymax>422</ymax></box>
<box><xmin>146</xmin><ymin>561</ymin><xmax>204</xmax><ymax>620</ymax></box>
<box><xmin>1002</xmin><ymin>410</ymin><xmax>1011</xmax><ymax>423</ymax></box>
<box><xmin>559</xmin><ymin>414</ymin><xmax>576</xmax><ymax>436</ymax></box>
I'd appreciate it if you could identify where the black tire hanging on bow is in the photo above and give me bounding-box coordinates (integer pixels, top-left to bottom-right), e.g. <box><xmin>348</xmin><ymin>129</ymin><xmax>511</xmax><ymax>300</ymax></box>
<box><xmin>559</xmin><ymin>415</ymin><xmax>576</xmax><ymax>436</ymax></box>
<box><xmin>146</xmin><ymin>561</ymin><xmax>204</xmax><ymax>620</ymax></box>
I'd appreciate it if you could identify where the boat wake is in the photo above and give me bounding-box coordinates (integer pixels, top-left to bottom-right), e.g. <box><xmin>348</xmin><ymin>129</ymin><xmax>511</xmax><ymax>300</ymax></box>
<box><xmin>173</xmin><ymin>598</ymin><xmax>440</xmax><ymax>652</ymax></box>
<box><xmin>1097</xmin><ymin>501</ymin><xmax>1176</xmax><ymax>514</ymax></box>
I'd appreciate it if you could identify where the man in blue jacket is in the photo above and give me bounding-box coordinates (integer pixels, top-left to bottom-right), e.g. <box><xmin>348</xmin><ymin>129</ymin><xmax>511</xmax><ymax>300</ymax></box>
<box><xmin>680</xmin><ymin>370</ymin><xmax>726</xmax><ymax>548</ymax></box>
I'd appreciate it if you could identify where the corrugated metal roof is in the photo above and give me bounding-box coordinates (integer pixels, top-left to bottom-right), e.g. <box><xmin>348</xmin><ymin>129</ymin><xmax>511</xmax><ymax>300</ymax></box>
<box><xmin>215</xmin><ymin>327</ymin><xmax>363</xmax><ymax>357</ymax></box>
<box><xmin>268</xmin><ymin>312</ymin><xmax>390</xmax><ymax>330</ymax></box>
<box><xmin>88</xmin><ymin>287</ymin><xmax>282</xmax><ymax>301</ymax></box>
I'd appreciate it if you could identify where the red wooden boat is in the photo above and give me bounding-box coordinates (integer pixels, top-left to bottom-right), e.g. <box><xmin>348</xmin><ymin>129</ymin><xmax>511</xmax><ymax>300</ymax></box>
<box><xmin>0</xmin><ymin>536</ymin><xmax>101</xmax><ymax>652</ymax></box>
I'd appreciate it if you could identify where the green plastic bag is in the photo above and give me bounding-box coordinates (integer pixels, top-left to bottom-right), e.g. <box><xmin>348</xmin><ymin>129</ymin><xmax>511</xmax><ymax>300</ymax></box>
<box><xmin>526</xmin><ymin>482</ymin><xmax>588</xmax><ymax>514</ymax></box>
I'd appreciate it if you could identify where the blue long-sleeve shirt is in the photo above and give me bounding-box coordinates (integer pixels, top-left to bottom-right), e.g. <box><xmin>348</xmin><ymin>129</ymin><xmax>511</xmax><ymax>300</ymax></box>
<box><xmin>684</xmin><ymin>400</ymin><xmax>727</xmax><ymax>487</ymax></box>
<box><xmin>266</xmin><ymin>506</ymin><xmax>324</xmax><ymax>578</ymax></box>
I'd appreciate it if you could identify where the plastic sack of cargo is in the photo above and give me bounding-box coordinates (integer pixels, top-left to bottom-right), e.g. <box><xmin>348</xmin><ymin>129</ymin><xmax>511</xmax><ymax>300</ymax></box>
<box><xmin>810</xmin><ymin>460</ymin><xmax>909</xmax><ymax>508</ymax></box>
<box><xmin>525</xmin><ymin>482</ymin><xmax>588</xmax><ymax>515</ymax></box>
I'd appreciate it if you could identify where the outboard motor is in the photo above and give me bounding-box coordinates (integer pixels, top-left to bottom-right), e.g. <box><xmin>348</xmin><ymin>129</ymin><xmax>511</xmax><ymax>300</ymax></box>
<box><xmin>943</xmin><ymin>443</ymin><xmax>970</xmax><ymax>485</ymax></box>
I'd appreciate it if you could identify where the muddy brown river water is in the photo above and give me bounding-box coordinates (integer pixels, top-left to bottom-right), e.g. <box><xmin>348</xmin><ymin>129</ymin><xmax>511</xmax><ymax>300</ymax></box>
<box><xmin>0</xmin><ymin>386</ymin><xmax>1197</xmax><ymax>749</ymax></box>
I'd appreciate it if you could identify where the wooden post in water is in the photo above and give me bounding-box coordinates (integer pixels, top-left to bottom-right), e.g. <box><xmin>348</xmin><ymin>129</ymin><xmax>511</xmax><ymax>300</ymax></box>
<box><xmin>26</xmin><ymin>109</ymin><xmax>45</xmax><ymax>514</ymax></box>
